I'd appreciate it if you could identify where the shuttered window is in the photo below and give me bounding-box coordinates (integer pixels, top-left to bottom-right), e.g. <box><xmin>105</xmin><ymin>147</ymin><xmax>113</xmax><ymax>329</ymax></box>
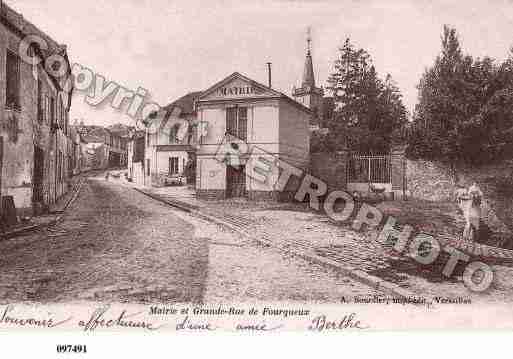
<box><xmin>50</xmin><ymin>97</ymin><xmax>55</xmax><ymax>127</ymax></box>
<box><xmin>169</xmin><ymin>124</ymin><xmax>180</xmax><ymax>144</ymax></box>
<box><xmin>5</xmin><ymin>51</ymin><xmax>20</xmax><ymax>110</ymax></box>
<box><xmin>226</xmin><ymin>107</ymin><xmax>247</xmax><ymax>141</ymax></box>
<box><xmin>37</xmin><ymin>80</ymin><xmax>44</xmax><ymax>122</ymax></box>
<box><xmin>238</xmin><ymin>107</ymin><xmax>247</xmax><ymax>141</ymax></box>
<box><xmin>45</xmin><ymin>96</ymin><xmax>50</xmax><ymax>124</ymax></box>
<box><xmin>226</xmin><ymin>107</ymin><xmax>237</xmax><ymax>137</ymax></box>
<box><xmin>169</xmin><ymin>157</ymin><xmax>179</xmax><ymax>175</ymax></box>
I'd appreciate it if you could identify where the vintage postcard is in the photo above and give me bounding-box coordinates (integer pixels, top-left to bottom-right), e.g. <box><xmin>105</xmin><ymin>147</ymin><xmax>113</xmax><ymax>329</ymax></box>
<box><xmin>0</xmin><ymin>0</ymin><xmax>513</xmax><ymax>348</ymax></box>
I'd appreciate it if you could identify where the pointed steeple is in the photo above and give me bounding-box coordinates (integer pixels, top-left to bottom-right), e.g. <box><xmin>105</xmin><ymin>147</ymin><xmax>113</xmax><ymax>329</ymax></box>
<box><xmin>292</xmin><ymin>27</ymin><xmax>323</xmax><ymax>114</ymax></box>
<box><xmin>302</xmin><ymin>27</ymin><xmax>316</xmax><ymax>88</ymax></box>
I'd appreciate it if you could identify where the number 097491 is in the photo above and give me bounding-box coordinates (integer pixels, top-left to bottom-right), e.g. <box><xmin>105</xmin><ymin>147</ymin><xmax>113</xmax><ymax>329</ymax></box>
<box><xmin>56</xmin><ymin>345</ymin><xmax>87</xmax><ymax>354</ymax></box>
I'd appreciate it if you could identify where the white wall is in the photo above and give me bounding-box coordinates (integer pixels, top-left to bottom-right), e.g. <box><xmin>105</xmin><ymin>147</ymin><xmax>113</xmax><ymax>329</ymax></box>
<box><xmin>197</xmin><ymin>157</ymin><xmax>226</xmax><ymax>190</ymax></box>
<box><xmin>278</xmin><ymin>99</ymin><xmax>310</xmax><ymax>169</ymax></box>
<box><xmin>197</xmin><ymin>108</ymin><xmax>226</xmax><ymax>156</ymax></box>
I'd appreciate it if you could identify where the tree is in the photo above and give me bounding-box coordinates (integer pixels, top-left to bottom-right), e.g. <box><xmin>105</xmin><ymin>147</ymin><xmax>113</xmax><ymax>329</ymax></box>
<box><xmin>409</xmin><ymin>25</ymin><xmax>513</xmax><ymax>166</ymax></box>
<box><xmin>325</xmin><ymin>38</ymin><xmax>408</xmax><ymax>154</ymax></box>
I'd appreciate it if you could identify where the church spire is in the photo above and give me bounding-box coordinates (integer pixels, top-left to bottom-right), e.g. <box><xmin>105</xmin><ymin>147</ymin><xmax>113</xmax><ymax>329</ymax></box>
<box><xmin>293</xmin><ymin>27</ymin><xmax>323</xmax><ymax>114</ymax></box>
<box><xmin>302</xmin><ymin>27</ymin><xmax>316</xmax><ymax>88</ymax></box>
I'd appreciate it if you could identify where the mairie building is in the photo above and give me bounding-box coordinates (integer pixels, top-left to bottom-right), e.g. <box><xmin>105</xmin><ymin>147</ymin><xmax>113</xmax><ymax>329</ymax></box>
<box><xmin>131</xmin><ymin>34</ymin><xmax>325</xmax><ymax>201</ymax></box>
<box><xmin>195</xmin><ymin>72</ymin><xmax>311</xmax><ymax>201</ymax></box>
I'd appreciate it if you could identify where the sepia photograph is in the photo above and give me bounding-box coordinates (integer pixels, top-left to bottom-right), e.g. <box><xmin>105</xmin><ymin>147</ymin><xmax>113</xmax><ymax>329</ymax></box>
<box><xmin>0</xmin><ymin>0</ymin><xmax>513</xmax><ymax>352</ymax></box>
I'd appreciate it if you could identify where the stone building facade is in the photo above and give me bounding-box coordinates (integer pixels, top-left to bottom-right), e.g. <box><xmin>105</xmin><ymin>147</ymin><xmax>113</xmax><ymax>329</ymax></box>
<box><xmin>0</xmin><ymin>3</ymin><xmax>74</xmax><ymax>216</ymax></box>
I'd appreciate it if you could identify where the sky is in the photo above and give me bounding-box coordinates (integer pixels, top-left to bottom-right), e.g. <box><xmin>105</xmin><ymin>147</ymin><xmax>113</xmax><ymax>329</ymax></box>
<box><xmin>6</xmin><ymin>0</ymin><xmax>513</xmax><ymax>127</ymax></box>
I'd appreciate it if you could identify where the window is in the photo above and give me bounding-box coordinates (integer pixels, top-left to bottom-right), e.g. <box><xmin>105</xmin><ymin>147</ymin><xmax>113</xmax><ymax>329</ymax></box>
<box><xmin>226</xmin><ymin>107</ymin><xmax>247</xmax><ymax>141</ymax></box>
<box><xmin>238</xmin><ymin>107</ymin><xmax>247</xmax><ymax>140</ymax></box>
<box><xmin>37</xmin><ymin>80</ymin><xmax>44</xmax><ymax>122</ymax></box>
<box><xmin>57</xmin><ymin>150</ymin><xmax>63</xmax><ymax>181</ymax></box>
<box><xmin>146</xmin><ymin>159</ymin><xmax>150</xmax><ymax>176</ymax></box>
<box><xmin>5</xmin><ymin>50</ymin><xmax>20</xmax><ymax>110</ymax></box>
<box><xmin>45</xmin><ymin>96</ymin><xmax>50</xmax><ymax>124</ymax></box>
<box><xmin>56</xmin><ymin>97</ymin><xmax>61</xmax><ymax>127</ymax></box>
<box><xmin>59</xmin><ymin>98</ymin><xmax>64</xmax><ymax>129</ymax></box>
<box><xmin>169</xmin><ymin>157</ymin><xmax>179</xmax><ymax>175</ymax></box>
<box><xmin>50</xmin><ymin>97</ymin><xmax>55</xmax><ymax>127</ymax></box>
<box><xmin>134</xmin><ymin>136</ymin><xmax>145</xmax><ymax>162</ymax></box>
<box><xmin>169</xmin><ymin>124</ymin><xmax>179</xmax><ymax>144</ymax></box>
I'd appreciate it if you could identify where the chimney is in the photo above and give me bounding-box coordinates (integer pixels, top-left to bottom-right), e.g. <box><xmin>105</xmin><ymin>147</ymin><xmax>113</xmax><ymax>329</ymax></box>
<box><xmin>266</xmin><ymin>62</ymin><xmax>272</xmax><ymax>88</ymax></box>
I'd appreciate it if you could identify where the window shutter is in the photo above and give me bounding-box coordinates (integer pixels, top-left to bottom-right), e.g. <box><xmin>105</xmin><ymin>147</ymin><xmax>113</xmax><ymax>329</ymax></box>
<box><xmin>37</xmin><ymin>80</ymin><xmax>43</xmax><ymax>122</ymax></box>
<box><xmin>46</xmin><ymin>96</ymin><xmax>50</xmax><ymax>124</ymax></box>
<box><xmin>50</xmin><ymin>97</ymin><xmax>55</xmax><ymax>127</ymax></box>
<box><xmin>226</xmin><ymin>107</ymin><xmax>237</xmax><ymax>137</ymax></box>
<box><xmin>238</xmin><ymin>107</ymin><xmax>247</xmax><ymax>141</ymax></box>
<box><xmin>6</xmin><ymin>51</ymin><xmax>20</xmax><ymax>109</ymax></box>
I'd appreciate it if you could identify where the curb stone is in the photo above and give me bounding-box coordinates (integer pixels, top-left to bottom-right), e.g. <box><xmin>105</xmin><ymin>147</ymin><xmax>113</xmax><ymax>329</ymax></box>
<box><xmin>0</xmin><ymin>178</ymin><xmax>86</xmax><ymax>240</ymax></box>
<box><xmin>133</xmin><ymin>187</ymin><xmax>416</xmax><ymax>300</ymax></box>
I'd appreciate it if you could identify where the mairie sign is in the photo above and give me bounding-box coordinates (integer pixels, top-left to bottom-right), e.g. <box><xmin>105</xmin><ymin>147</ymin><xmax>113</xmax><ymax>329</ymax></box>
<box><xmin>217</xmin><ymin>86</ymin><xmax>255</xmax><ymax>97</ymax></box>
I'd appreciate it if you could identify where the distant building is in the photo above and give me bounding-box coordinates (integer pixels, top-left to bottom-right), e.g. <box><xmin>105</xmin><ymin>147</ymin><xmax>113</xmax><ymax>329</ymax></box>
<box><xmin>127</xmin><ymin>130</ymin><xmax>145</xmax><ymax>185</ymax></box>
<box><xmin>292</xmin><ymin>30</ymin><xmax>324</xmax><ymax>130</ymax></box>
<box><xmin>144</xmin><ymin>92</ymin><xmax>201</xmax><ymax>187</ymax></box>
<box><xmin>108</xmin><ymin>124</ymin><xmax>130</xmax><ymax>167</ymax></box>
<box><xmin>75</xmin><ymin>125</ymin><xmax>128</xmax><ymax>169</ymax></box>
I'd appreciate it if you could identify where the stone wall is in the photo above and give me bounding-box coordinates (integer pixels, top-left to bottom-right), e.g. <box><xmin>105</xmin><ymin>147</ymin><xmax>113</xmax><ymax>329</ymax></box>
<box><xmin>309</xmin><ymin>152</ymin><xmax>347</xmax><ymax>193</ymax></box>
<box><xmin>311</xmin><ymin>148</ymin><xmax>407</xmax><ymax>199</ymax></box>
<box><xmin>406</xmin><ymin>159</ymin><xmax>455</xmax><ymax>201</ymax></box>
<box><xmin>406</xmin><ymin>158</ymin><xmax>513</xmax><ymax>241</ymax></box>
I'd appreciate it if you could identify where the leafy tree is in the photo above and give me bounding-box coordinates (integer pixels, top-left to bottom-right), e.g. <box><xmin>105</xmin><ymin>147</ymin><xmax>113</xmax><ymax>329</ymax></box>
<box><xmin>325</xmin><ymin>38</ymin><xmax>408</xmax><ymax>154</ymax></box>
<box><xmin>408</xmin><ymin>26</ymin><xmax>513</xmax><ymax>166</ymax></box>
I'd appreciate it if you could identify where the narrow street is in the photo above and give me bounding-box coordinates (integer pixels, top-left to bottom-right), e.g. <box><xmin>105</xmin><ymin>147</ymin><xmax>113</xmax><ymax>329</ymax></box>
<box><xmin>0</xmin><ymin>172</ymin><xmax>379</xmax><ymax>304</ymax></box>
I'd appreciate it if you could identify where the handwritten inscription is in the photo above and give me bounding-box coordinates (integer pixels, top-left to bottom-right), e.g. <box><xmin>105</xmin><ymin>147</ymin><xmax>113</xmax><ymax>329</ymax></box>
<box><xmin>79</xmin><ymin>305</ymin><xmax>161</xmax><ymax>332</ymax></box>
<box><xmin>176</xmin><ymin>316</ymin><xmax>216</xmax><ymax>331</ymax></box>
<box><xmin>0</xmin><ymin>305</ymin><xmax>370</xmax><ymax>332</ymax></box>
<box><xmin>0</xmin><ymin>305</ymin><xmax>71</xmax><ymax>328</ymax></box>
<box><xmin>308</xmin><ymin>313</ymin><xmax>369</xmax><ymax>331</ymax></box>
<box><xmin>235</xmin><ymin>322</ymin><xmax>283</xmax><ymax>331</ymax></box>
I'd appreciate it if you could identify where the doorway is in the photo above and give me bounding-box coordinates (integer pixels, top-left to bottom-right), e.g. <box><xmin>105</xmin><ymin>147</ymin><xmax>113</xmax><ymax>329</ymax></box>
<box><xmin>33</xmin><ymin>146</ymin><xmax>45</xmax><ymax>203</ymax></box>
<box><xmin>226</xmin><ymin>165</ymin><xmax>247</xmax><ymax>198</ymax></box>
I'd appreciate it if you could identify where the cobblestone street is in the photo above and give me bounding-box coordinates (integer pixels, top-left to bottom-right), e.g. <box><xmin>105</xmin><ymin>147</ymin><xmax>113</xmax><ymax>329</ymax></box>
<box><xmin>132</xmin><ymin>181</ymin><xmax>513</xmax><ymax>304</ymax></box>
<box><xmin>0</xmin><ymin>173</ymin><xmax>379</xmax><ymax>304</ymax></box>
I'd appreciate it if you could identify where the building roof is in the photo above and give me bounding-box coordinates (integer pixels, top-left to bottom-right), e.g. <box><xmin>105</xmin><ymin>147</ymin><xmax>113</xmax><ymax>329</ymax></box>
<box><xmin>163</xmin><ymin>91</ymin><xmax>203</xmax><ymax>116</ymax></box>
<box><xmin>74</xmin><ymin>125</ymin><xmax>110</xmax><ymax>143</ymax></box>
<box><xmin>108</xmin><ymin>123</ymin><xmax>133</xmax><ymax>137</ymax></box>
<box><xmin>0</xmin><ymin>2</ymin><xmax>71</xmax><ymax>96</ymax></box>
<box><xmin>198</xmin><ymin>72</ymin><xmax>312</xmax><ymax>114</ymax></box>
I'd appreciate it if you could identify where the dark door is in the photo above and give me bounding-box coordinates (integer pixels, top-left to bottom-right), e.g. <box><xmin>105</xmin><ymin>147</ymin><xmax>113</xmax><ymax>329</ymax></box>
<box><xmin>0</xmin><ymin>137</ymin><xmax>2</xmax><ymax>217</ymax></box>
<box><xmin>226</xmin><ymin>165</ymin><xmax>246</xmax><ymax>198</ymax></box>
<box><xmin>33</xmin><ymin>146</ymin><xmax>45</xmax><ymax>202</ymax></box>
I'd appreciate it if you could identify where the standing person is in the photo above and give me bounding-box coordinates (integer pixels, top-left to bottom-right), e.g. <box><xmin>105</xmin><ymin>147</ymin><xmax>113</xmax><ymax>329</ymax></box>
<box><xmin>463</xmin><ymin>182</ymin><xmax>483</xmax><ymax>241</ymax></box>
<box><xmin>468</xmin><ymin>182</ymin><xmax>483</xmax><ymax>205</ymax></box>
<box><xmin>454</xmin><ymin>181</ymin><xmax>468</xmax><ymax>207</ymax></box>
